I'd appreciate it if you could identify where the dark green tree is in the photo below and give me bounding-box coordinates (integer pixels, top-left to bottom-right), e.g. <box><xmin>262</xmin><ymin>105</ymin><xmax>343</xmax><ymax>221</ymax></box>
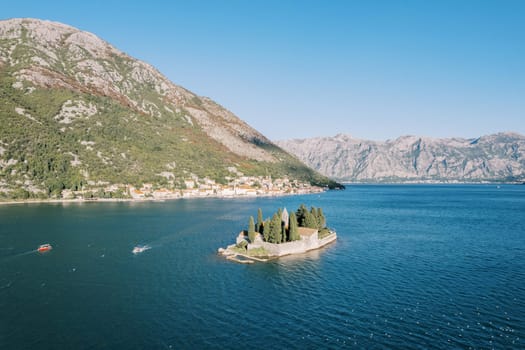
<box><xmin>263</xmin><ymin>218</ymin><xmax>271</xmax><ymax>242</ymax></box>
<box><xmin>248</xmin><ymin>216</ymin><xmax>256</xmax><ymax>243</ymax></box>
<box><xmin>317</xmin><ymin>207</ymin><xmax>326</xmax><ymax>228</ymax></box>
<box><xmin>310</xmin><ymin>207</ymin><xmax>320</xmax><ymax>229</ymax></box>
<box><xmin>280</xmin><ymin>208</ymin><xmax>289</xmax><ymax>242</ymax></box>
<box><xmin>270</xmin><ymin>213</ymin><xmax>282</xmax><ymax>244</ymax></box>
<box><xmin>289</xmin><ymin>212</ymin><xmax>299</xmax><ymax>241</ymax></box>
<box><xmin>296</xmin><ymin>204</ymin><xmax>308</xmax><ymax>227</ymax></box>
<box><xmin>257</xmin><ymin>208</ymin><xmax>264</xmax><ymax>233</ymax></box>
<box><xmin>304</xmin><ymin>210</ymin><xmax>318</xmax><ymax>229</ymax></box>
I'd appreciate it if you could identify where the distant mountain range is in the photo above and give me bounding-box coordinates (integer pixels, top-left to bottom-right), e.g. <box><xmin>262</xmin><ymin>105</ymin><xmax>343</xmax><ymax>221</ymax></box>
<box><xmin>0</xmin><ymin>18</ymin><xmax>338</xmax><ymax>199</ymax></box>
<box><xmin>276</xmin><ymin>132</ymin><xmax>525</xmax><ymax>183</ymax></box>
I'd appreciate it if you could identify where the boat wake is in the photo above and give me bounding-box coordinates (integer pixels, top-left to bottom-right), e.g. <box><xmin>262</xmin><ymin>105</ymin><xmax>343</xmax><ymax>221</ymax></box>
<box><xmin>131</xmin><ymin>220</ymin><xmax>209</xmax><ymax>255</ymax></box>
<box><xmin>0</xmin><ymin>249</ymin><xmax>39</xmax><ymax>263</ymax></box>
<box><xmin>16</xmin><ymin>249</ymin><xmax>38</xmax><ymax>256</ymax></box>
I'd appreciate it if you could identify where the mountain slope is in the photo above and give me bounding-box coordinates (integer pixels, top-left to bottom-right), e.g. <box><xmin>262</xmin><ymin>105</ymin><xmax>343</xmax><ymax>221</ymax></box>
<box><xmin>0</xmin><ymin>18</ymin><xmax>338</xmax><ymax>199</ymax></box>
<box><xmin>276</xmin><ymin>133</ymin><xmax>525</xmax><ymax>183</ymax></box>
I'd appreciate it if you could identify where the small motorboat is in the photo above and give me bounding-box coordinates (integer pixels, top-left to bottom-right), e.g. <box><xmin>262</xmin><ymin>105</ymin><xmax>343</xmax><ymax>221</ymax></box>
<box><xmin>37</xmin><ymin>244</ymin><xmax>52</xmax><ymax>253</ymax></box>
<box><xmin>132</xmin><ymin>245</ymin><xmax>150</xmax><ymax>254</ymax></box>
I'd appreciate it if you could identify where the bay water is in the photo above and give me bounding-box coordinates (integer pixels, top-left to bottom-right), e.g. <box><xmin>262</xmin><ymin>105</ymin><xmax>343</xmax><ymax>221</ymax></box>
<box><xmin>1</xmin><ymin>185</ymin><xmax>524</xmax><ymax>349</ymax></box>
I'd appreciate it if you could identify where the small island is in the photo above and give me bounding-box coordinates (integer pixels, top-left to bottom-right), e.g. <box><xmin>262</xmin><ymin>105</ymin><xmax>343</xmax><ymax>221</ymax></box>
<box><xmin>219</xmin><ymin>204</ymin><xmax>337</xmax><ymax>263</ymax></box>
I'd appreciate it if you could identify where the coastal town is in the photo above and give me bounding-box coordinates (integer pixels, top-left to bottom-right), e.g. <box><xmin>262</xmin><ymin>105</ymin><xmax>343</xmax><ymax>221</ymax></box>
<box><xmin>60</xmin><ymin>173</ymin><xmax>325</xmax><ymax>201</ymax></box>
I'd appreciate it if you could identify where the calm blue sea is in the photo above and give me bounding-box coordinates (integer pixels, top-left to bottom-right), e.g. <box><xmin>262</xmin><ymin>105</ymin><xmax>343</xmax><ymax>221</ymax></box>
<box><xmin>1</xmin><ymin>185</ymin><xmax>524</xmax><ymax>349</ymax></box>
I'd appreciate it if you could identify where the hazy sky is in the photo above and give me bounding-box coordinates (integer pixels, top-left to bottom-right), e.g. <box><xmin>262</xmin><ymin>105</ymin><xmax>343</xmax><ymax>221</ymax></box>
<box><xmin>3</xmin><ymin>1</ymin><xmax>524</xmax><ymax>140</ymax></box>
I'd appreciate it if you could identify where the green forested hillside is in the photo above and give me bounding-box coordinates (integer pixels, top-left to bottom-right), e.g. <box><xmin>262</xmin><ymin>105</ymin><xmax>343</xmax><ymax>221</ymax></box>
<box><xmin>0</xmin><ymin>19</ymin><xmax>339</xmax><ymax>200</ymax></box>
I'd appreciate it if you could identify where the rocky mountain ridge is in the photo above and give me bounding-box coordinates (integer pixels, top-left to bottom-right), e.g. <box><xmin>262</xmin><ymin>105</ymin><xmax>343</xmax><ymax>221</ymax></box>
<box><xmin>276</xmin><ymin>132</ymin><xmax>525</xmax><ymax>183</ymax></box>
<box><xmin>0</xmin><ymin>18</ymin><xmax>273</xmax><ymax>161</ymax></box>
<box><xmin>0</xmin><ymin>18</ymin><xmax>337</xmax><ymax>199</ymax></box>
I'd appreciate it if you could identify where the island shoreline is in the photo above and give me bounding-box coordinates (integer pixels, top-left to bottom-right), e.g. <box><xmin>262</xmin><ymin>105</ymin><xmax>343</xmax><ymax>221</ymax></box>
<box><xmin>220</xmin><ymin>232</ymin><xmax>337</xmax><ymax>264</ymax></box>
<box><xmin>219</xmin><ymin>204</ymin><xmax>337</xmax><ymax>263</ymax></box>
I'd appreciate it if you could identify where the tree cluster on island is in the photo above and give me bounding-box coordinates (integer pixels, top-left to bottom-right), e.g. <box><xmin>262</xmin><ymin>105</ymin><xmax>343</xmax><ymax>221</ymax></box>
<box><xmin>246</xmin><ymin>204</ymin><xmax>327</xmax><ymax>245</ymax></box>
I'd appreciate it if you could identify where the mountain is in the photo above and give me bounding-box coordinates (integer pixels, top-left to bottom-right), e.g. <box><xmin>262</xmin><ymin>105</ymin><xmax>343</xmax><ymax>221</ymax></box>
<box><xmin>276</xmin><ymin>132</ymin><xmax>525</xmax><ymax>183</ymax></box>
<box><xmin>0</xmin><ymin>18</ymin><xmax>339</xmax><ymax>200</ymax></box>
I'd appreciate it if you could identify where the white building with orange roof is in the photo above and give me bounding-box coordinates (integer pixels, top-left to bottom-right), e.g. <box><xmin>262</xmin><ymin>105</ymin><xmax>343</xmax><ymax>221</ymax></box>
<box><xmin>129</xmin><ymin>187</ymin><xmax>145</xmax><ymax>199</ymax></box>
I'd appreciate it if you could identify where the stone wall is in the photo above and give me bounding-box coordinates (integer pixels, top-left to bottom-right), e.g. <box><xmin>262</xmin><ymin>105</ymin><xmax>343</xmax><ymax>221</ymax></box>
<box><xmin>249</xmin><ymin>231</ymin><xmax>337</xmax><ymax>257</ymax></box>
<box><xmin>318</xmin><ymin>233</ymin><xmax>337</xmax><ymax>247</ymax></box>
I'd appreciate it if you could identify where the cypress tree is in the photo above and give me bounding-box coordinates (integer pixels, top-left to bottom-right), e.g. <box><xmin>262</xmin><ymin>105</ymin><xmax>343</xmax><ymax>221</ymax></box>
<box><xmin>296</xmin><ymin>204</ymin><xmax>308</xmax><ymax>227</ymax></box>
<box><xmin>248</xmin><ymin>216</ymin><xmax>256</xmax><ymax>243</ymax></box>
<box><xmin>263</xmin><ymin>218</ymin><xmax>271</xmax><ymax>242</ymax></box>
<box><xmin>289</xmin><ymin>212</ymin><xmax>299</xmax><ymax>241</ymax></box>
<box><xmin>268</xmin><ymin>216</ymin><xmax>275</xmax><ymax>243</ymax></box>
<box><xmin>270</xmin><ymin>213</ymin><xmax>282</xmax><ymax>244</ymax></box>
<box><xmin>257</xmin><ymin>208</ymin><xmax>263</xmax><ymax>233</ymax></box>
<box><xmin>304</xmin><ymin>211</ymin><xmax>318</xmax><ymax>229</ymax></box>
<box><xmin>317</xmin><ymin>207</ymin><xmax>326</xmax><ymax>229</ymax></box>
<box><xmin>310</xmin><ymin>207</ymin><xmax>320</xmax><ymax>229</ymax></box>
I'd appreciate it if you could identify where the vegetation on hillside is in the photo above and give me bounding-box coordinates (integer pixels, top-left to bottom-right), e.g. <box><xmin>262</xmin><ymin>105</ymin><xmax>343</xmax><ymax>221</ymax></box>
<box><xmin>0</xmin><ymin>19</ymin><xmax>342</xmax><ymax>201</ymax></box>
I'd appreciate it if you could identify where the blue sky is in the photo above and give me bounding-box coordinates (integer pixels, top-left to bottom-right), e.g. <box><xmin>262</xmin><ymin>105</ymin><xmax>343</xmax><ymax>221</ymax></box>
<box><xmin>2</xmin><ymin>0</ymin><xmax>524</xmax><ymax>140</ymax></box>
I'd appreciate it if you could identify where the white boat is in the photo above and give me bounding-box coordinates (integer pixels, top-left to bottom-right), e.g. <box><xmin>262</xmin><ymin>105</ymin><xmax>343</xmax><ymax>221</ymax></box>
<box><xmin>132</xmin><ymin>245</ymin><xmax>150</xmax><ymax>254</ymax></box>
